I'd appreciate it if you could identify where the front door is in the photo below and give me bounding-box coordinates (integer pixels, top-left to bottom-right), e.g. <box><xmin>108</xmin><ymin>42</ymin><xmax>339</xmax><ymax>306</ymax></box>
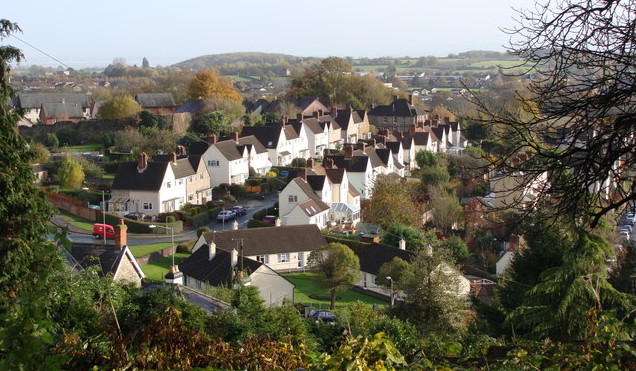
<box><xmin>297</xmin><ymin>252</ymin><xmax>304</xmax><ymax>268</ymax></box>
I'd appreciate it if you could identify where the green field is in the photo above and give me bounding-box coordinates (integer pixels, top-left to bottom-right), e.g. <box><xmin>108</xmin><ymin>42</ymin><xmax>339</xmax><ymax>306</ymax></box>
<box><xmin>64</xmin><ymin>143</ymin><xmax>102</xmax><ymax>152</ymax></box>
<box><xmin>469</xmin><ymin>59</ymin><xmax>522</xmax><ymax>68</ymax></box>
<box><xmin>284</xmin><ymin>272</ymin><xmax>388</xmax><ymax>310</ymax></box>
<box><xmin>130</xmin><ymin>242</ymin><xmax>174</xmax><ymax>258</ymax></box>
<box><xmin>141</xmin><ymin>253</ymin><xmax>191</xmax><ymax>281</ymax></box>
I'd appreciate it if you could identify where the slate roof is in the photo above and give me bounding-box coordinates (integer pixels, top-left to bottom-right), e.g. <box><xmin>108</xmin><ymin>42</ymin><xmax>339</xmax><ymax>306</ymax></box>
<box><xmin>241</xmin><ymin>125</ymin><xmax>283</xmax><ymax>149</ymax></box>
<box><xmin>111</xmin><ymin>161</ymin><xmax>169</xmax><ymax>191</ymax></box>
<box><xmin>201</xmin><ymin>224</ymin><xmax>327</xmax><ymax>255</ymax></box>
<box><xmin>350</xmin><ymin>243</ymin><xmax>416</xmax><ymax>275</ymax></box>
<box><xmin>187</xmin><ymin>155</ymin><xmax>204</xmax><ymax>172</ymax></box>
<box><xmin>299</xmin><ymin>118</ymin><xmax>325</xmax><ymax>134</ymax></box>
<box><xmin>323</xmin><ymin>154</ymin><xmax>370</xmax><ymax>173</ymax></box>
<box><xmin>63</xmin><ymin>243</ymin><xmax>143</xmax><ymax>279</ymax></box>
<box><xmin>401</xmin><ymin>137</ymin><xmax>414</xmax><ymax>150</ymax></box>
<box><xmin>375</xmin><ymin>148</ymin><xmax>392</xmax><ymax>167</ymax></box>
<box><xmin>429</xmin><ymin>126</ymin><xmax>446</xmax><ymax>141</ymax></box>
<box><xmin>171</xmin><ymin>158</ymin><xmax>196</xmax><ymax>179</ymax></box>
<box><xmin>369</xmin><ymin>98</ymin><xmax>418</xmax><ymax>118</ymax></box>
<box><xmin>385</xmin><ymin>141</ymin><xmax>402</xmax><ymax>155</ymax></box>
<box><xmin>188</xmin><ymin>141</ymin><xmax>210</xmax><ymax>156</ymax></box>
<box><xmin>16</xmin><ymin>93</ymin><xmax>89</xmax><ymax>109</ymax></box>
<box><xmin>180</xmin><ymin>245</ymin><xmax>263</xmax><ymax>287</ymax></box>
<box><xmin>348</xmin><ymin>183</ymin><xmax>361</xmax><ymax>197</ymax></box>
<box><xmin>291</xmin><ymin>178</ymin><xmax>331</xmax><ymax>213</ymax></box>
<box><xmin>135</xmin><ymin>93</ymin><xmax>176</xmax><ymax>108</ymax></box>
<box><xmin>41</xmin><ymin>102</ymin><xmax>84</xmax><ymax>119</ymax></box>
<box><xmin>307</xmin><ymin>174</ymin><xmax>327</xmax><ymax>192</ymax></box>
<box><xmin>361</xmin><ymin>147</ymin><xmax>384</xmax><ymax>168</ymax></box>
<box><xmin>335</xmin><ymin>109</ymin><xmax>359</xmax><ymax>130</ymax></box>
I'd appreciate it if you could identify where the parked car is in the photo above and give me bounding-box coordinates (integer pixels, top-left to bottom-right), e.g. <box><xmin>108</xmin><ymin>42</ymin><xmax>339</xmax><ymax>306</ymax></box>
<box><xmin>124</xmin><ymin>212</ymin><xmax>147</xmax><ymax>220</ymax></box>
<box><xmin>92</xmin><ymin>223</ymin><xmax>115</xmax><ymax>239</ymax></box>
<box><xmin>621</xmin><ymin>225</ymin><xmax>633</xmax><ymax>233</ymax></box>
<box><xmin>261</xmin><ymin>215</ymin><xmax>278</xmax><ymax>224</ymax></box>
<box><xmin>217</xmin><ymin>210</ymin><xmax>236</xmax><ymax>222</ymax></box>
<box><xmin>619</xmin><ymin>230</ymin><xmax>630</xmax><ymax>240</ymax></box>
<box><xmin>307</xmin><ymin>310</ymin><xmax>336</xmax><ymax>324</ymax></box>
<box><xmin>232</xmin><ymin>205</ymin><xmax>247</xmax><ymax>217</ymax></box>
<box><xmin>253</xmin><ymin>192</ymin><xmax>266</xmax><ymax>200</ymax></box>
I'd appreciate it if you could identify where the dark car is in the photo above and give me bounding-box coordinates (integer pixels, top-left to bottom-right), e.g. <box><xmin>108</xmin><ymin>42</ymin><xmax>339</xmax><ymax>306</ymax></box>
<box><xmin>232</xmin><ymin>205</ymin><xmax>247</xmax><ymax>217</ymax></box>
<box><xmin>124</xmin><ymin>212</ymin><xmax>147</xmax><ymax>220</ymax></box>
<box><xmin>307</xmin><ymin>310</ymin><xmax>336</xmax><ymax>324</ymax></box>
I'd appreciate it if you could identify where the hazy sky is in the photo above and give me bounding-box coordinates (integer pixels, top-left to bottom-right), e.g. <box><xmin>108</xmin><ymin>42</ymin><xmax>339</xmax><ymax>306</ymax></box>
<box><xmin>4</xmin><ymin>0</ymin><xmax>536</xmax><ymax>68</ymax></box>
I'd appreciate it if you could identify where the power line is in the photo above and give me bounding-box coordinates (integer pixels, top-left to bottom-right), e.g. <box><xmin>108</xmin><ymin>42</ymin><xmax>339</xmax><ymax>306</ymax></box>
<box><xmin>10</xmin><ymin>34</ymin><xmax>72</xmax><ymax>70</ymax></box>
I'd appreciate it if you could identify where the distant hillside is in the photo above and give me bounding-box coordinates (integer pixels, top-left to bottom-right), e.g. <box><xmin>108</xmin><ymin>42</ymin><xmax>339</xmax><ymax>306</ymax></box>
<box><xmin>173</xmin><ymin>52</ymin><xmax>320</xmax><ymax>70</ymax></box>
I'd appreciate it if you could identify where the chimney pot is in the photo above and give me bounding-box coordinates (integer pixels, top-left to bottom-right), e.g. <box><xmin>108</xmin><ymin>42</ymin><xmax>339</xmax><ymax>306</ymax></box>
<box><xmin>324</xmin><ymin>157</ymin><xmax>334</xmax><ymax>169</ymax></box>
<box><xmin>399</xmin><ymin>239</ymin><xmax>406</xmax><ymax>250</ymax></box>
<box><xmin>231</xmin><ymin>248</ymin><xmax>238</xmax><ymax>267</ymax></box>
<box><xmin>137</xmin><ymin>152</ymin><xmax>148</xmax><ymax>171</ymax></box>
<box><xmin>208</xmin><ymin>134</ymin><xmax>217</xmax><ymax>144</ymax></box>
<box><xmin>297</xmin><ymin>113</ymin><xmax>303</xmax><ymax>122</ymax></box>
<box><xmin>307</xmin><ymin>158</ymin><xmax>314</xmax><ymax>168</ymax></box>
<box><xmin>208</xmin><ymin>242</ymin><xmax>216</xmax><ymax>260</ymax></box>
<box><xmin>296</xmin><ymin>167</ymin><xmax>307</xmax><ymax>181</ymax></box>
<box><xmin>170</xmin><ymin>151</ymin><xmax>177</xmax><ymax>163</ymax></box>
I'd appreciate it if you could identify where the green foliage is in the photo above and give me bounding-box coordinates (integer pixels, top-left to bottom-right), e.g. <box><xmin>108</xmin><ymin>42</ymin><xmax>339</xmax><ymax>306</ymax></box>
<box><xmin>56</xmin><ymin>127</ymin><xmax>81</xmax><ymax>146</ymax></box>
<box><xmin>57</xmin><ymin>155</ymin><xmax>85</xmax><ymax>189</ymax></box>
<box><xmin>440</xmin><ymin>235</ymin><xmax>470</xmax><ymax>261</ymax></box>
<box><xmin>290</xmin><ymin>157</ymin><xmax>307</xmax><ymax>167</ymax></box>
<box><xmin>420</xmin><ymin>166</ymin><xmax>450</xmax><ymax>189</ymax></box>
<box><xmin>98</xmin><ymin>95</ymin><xmax>142</xmax><ymax>119</ymax></box>
<box><xmin>138</xmin><ymin>110</ymin><xmax>169</xmax><ymax>129</ymax></box>
<box><xmin>44</xmin><ymin>132</ymin><xmax>59</xmax><ymax>148</ymax></box>
<box><xmin>381</xmin><ymin>223</ymin><xmax>427</xmax><ymax>252</ymax></box>
<box><xmin>102</xmin><ymin>133</ymin><xmax>115</xmax><ymax>148</ymax></box>
<box><xmin>309</xmin><ymin>333</ymin><xmax>406</xmax><ymax>370</ymax></box>
<box><xmin>0</xmin><ymin>19</ymin><xmax>67</xmax><ymax>368</ymax></box>
<box><xmin>192</xmin><ymin>111</ymin><xmax>232</xmax><ymax>136</ymax></box>
<box><xmin>177</xmin><ymin>131</ymin><xmax>204</xmax><ymax>147</ymax></box>
<box><xmin>197</xmin><ymin>226</ymin><xmax>211</xmax><ymax>237</ymax></box>
<box><xmin>308</xmin><ymin>243</ymin><xmax>360</xmax><ymax>310</ymax></box>
<box><xmin>415</xmin><ymin>150</ymin><xmax>437</xmax><ymax>169</ymax></box>
<box><xmin>365</xmin><ymin>174</ymin><xmax>422</xmax><ymax>228</ymax></box>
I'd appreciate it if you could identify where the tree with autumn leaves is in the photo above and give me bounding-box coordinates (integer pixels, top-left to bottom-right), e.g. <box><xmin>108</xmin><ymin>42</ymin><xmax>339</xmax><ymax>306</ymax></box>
<box><xmin>187</xmin><ymin>69</ymin><xmax>242</xmax><ymax>102</ymax></box>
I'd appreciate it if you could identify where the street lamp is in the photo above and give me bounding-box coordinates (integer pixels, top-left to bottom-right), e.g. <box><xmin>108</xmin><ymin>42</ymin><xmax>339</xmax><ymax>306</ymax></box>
<box><xmin>386</xmin><ymin>276</ymin><xmax>394</xmax><ymax>306</ymax></box>
<box><xmin>149</xmin><ymin>224</ymin><xmax>175</xmax><ymax>267</ymax></box>
<box><xmin>83</xmin><ymin>187</ymin><xmax>107</xmax><ymax>244</ymax></box>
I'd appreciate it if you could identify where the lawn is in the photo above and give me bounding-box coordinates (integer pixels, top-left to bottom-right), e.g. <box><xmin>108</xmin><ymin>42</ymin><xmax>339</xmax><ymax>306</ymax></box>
<box><xmin>129</xmin><ymin>242</ymin><xmax>174</xmax><ymax>258</ymax></box>
<box><xmin>141</xmin><ymin>253</ymin><xmax>190</xmax><ymax>281</ymax></box>
<box><xmin>64</xmin><ymin>143</ymin><xmax>102</xmax><ymax>152</ymax></box>
<box><xmin>284</xmin><ymin>272</ymin><xmax>388</xmax><ymax>310</ymax></box>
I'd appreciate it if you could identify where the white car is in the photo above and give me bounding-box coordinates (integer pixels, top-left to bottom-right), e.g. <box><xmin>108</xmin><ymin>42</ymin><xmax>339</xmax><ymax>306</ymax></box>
<box><xmin>619</xmin><ymin>230</ymin><xmax>630</xmax><ymax>240</ymax></box>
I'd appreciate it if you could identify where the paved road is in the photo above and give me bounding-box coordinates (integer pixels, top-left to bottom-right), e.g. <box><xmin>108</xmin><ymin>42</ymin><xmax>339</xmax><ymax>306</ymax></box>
<box><xmin>59</xmin><ymin>193</ymin><xmax>279</xmax><ymax>245</ymax></box>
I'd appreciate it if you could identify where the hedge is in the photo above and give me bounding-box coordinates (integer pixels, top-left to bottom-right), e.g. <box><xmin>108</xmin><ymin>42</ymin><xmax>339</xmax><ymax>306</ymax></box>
<box><xmin>103</xmin><ymin>213</ymin><xmax>183</xmax><ymax>234</ymax></box>
<box><xmin>186</xmin><ymin>211</ymin><xmax>210</xmax><ymax>228</ymax></box>
<box><xmin>248</xmin><ymin>219</ymin><xmax>275</xmax><ymax>228</ymax></box>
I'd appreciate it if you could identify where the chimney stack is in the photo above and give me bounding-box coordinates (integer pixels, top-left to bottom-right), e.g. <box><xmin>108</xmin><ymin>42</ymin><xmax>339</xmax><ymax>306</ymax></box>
<box><xmin>114</xmin><ymin>219</ymin><xmax>127</xmax><ymax>251</ymax></box>
<box><xmin>344</xmin><ymin>144</ymin><xmax>354</xmax><ymax>159</ymax></box>
<box><xmin>137</xmin><ymin>152</ymin><xmax>148</xmax><ymax>171</ymax></box>
<box><xmin>232</xmin><ymin>220</ymin><xmax>239</xmax><ymax>230</ymax></box>
<box><xmin>369</xmin><ymin>138</ymin><xmax>377</xmax><ymax>147</ymax></box>
<box><xmin>331</xmin><ymin>106</ymin><xmax>337</xmax><ymax>118</ymax></box>
<box><xmin>208</xmin><ymin>134</ymin><xmax>217</xmax><ymax>144</ymax></box>
<box><xmin>324</xmin><ymin>157</ymin><xmax>334</xmax><ymax>169</ymax></box>
<box><xmin>317</xmin><ymin>109</ymin><xmax>323</xmax><ymax>117</ymax></box>
<box><xmin>231</xmin><ymin>132</ymin><xmax>239</xmax><ymax>142</ymax></box>
<box><xmin>296</xmin><ymin>167</ymin><xmax>307</xmax><ymax>181</ymax></box>
<box><xmin>408</xmin><ymin>94</ymin><xmax>414</xmax><ymax>105</ymax></box>
<box><xmin>399</xmin><ymin>239</ymin><xmax>406</xmax><ymax>250</ymax></box>
<box><xmin>170</xmin><ymin>151</ymin><xmax>177</xmax><ymax>163</ymax></box>
<box><xmin>297</xmin><ymin>113</ymin><xmax>303</xmax><ymax>122</ymax></box>
<box><xmin>208</xmin><ymin>241</ymin><xmax>216</xmax><ymax>260</ymax></box>
<box><xmin>357</xmin><ymin>141</ymin><xmax>366</xmax><ymax>151</ymax></box>
<box><xmin>444</xmin><ymin>116</ymin><xmax>450</xmax><ymax>124</ymax></box>
<box><xmin>164</xmin><ymin>265</ymin><xmax>184</xmax><ymax>285</ymax></box>
<box><xmin>410</xmin><ymin>123</ymin><xmax>416</xmax><ymax>135</ymax></box>
<box><xmin>176</xmin><ymin>145</ymin><xmax>187</xmax><ymax>156</ymax></box>
<box><xmin>231</xmin><ymin>248</ymin><xmax>238</xmax><ymax>268</ymax></box>
<box><xmin>282</xmin><ymin>115</ymin><xmax>288</xmax><ymax>125</ymax></box>
<box><xmin>307</xmin><ymin>157</ymin><xmax>314</xmax><ymax>168</ymax></box>
<box><xmin>313</xmin><ymin>111</ymin><xmax>319</xmax><ymax>118</ymax></box>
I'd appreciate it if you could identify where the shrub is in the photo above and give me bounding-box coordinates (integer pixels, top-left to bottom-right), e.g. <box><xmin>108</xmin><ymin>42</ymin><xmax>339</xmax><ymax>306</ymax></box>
<box><xmin>166</xmin><ymin>216</ymin><xmax>176</xmax><ymax>223</ymax></box>
<box><xmin>176</xmin><ymin>244</ymin><xmax>191</xmax><ymax>253</ymax></box>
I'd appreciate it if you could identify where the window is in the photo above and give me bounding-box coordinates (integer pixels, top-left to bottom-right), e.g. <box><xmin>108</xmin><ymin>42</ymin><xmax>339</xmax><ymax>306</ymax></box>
<box><xmin>199</xmin><ymin>173</ymin><xmax>204</xmax><ymax>179</ymax></box>
<box><xmin>383</xmin><ymin>116</ymin><xmax>388</xmax><ymax>123</ymax></box>
<box><xmin>208</xmin><ymin>160</ymin><xmax>220</xmax><ymax>166</ymax></box>
<box><xmin>189</xmin><ymin>176</ymin><xmax>193</xmax><ymax>183</ymax></box>
<box><xmin>256</xmin><ymin>255</ymin><xmax>269</xmax><ymax>264</ymax></box>
<box><xmin>142</xmin><ymin>202</ymin><xmax>152</xmax><ymax>210</ymax></box>
<box><xmin>188</xmin><ymin>194</ymin><xmax>194</xmax><ymax>201</ymax></box>
<box><xmin>288</xmin><ymin>195</ymin><xmax>297</xmax><ymax>203</ymax></box>
<box><xmin>166</xmin><ymin>181</ymin><xmax>171</xmax><ymax>188</ymax></box>
<box><xmin>178</xmin><ymin>179</ymin><xmax>183</xmax><ymax>185</ymax></box>
<box><xmin>278</xmin><ymin>253</ymin><xmax>290</xmax><ymax>263</ymax></box>
<box><xmin>393</xmin><ymin>116</ymin><xmax>398</xmax><ymax>123</ymax></box>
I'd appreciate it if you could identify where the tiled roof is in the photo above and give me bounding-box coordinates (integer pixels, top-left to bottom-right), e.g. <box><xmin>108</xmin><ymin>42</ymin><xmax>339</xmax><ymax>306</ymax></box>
<box><xmin>284</xmin><ymin>125</ymin><xmax>299</xmax><ymax>140</ymax></box>
<box><xmin>369</xmin><ymin>98</ymin><xmax>417</xmax><ymax>118</ymax></box>
<box><xmin>298</xmin><ymin>198</ymin><xmax>330</xmax><ymax>216</ymax></box>
<box><xmin>64</xmin><ymin>243</ymin><xmax>140</xmax><ymax>278</ymax></box>
<box><xmin>238</xmin><ymin>135</ymin><xmax>268</xmax><ymax>154</ymax></box>
<box><xmin>180</xmin><ymin>245</ymin><xmax>262</xmax><ymax>287</ymax></box>
<box><xmin>350</xmin><ymin>243</ymin><xmax>416</xmax><ymax>275</ymax></box>
<box><xmin>175</xmin><ymin>99</ymin><xmax>206</xmax><ymax>114</ymax></box>
<box><xmin>325</xmin><ymin>168</ymin><xmax>345</xmax><ymax>184</ymax></box>
<box><xmin>307</xmin><ymin>174</ymin><xmax>327</xmax><ymax>192</ymax></box>
<box><xmin>170</xmin><ymin>158</ymin><xmax>196</xmax><ymax>179</ymax></box>
<box><xmin>300</xmin><ymin>118</ymin><xmax>325</xmax><ymax>134</ymax></box>
<box><xmin>401</xmin><ymin>137</ymin><xmax>413</xmax><ymax>150</ymax></box>
<box><xmin>413</xmin><ymin>131</ymin><xmax>431</xmax><ymax>145</ymax></box>
<box><xmin>348</xmin><ymin>183</ymin><xmax>361</xmax><ymax>197</ymax></box>
<box><xmin>201</xmin><ymin>224</ymin><xmax>327</xmax><ymax>255</ymax></box>
<box><xmin>361</xmin><ymin>147</ymin><xmax>384</xmax><ymax>168</ymax></box>
<box><xmin>16</xmin><ymin>93</ymin><xmax>89</xmax><ymax>109</ymax></box>
<box><xmin>41</xmin><ymin>102</ymin><xmax>84</xmax><ymax>119</ymax></box>
<box><xmin>385</xmin><ymin>141</ymin><xmax>401</xmax><ymax>155</ymax></box>
<box><xmin>213</xmin><ymin>139</ymin><xmax>245</xmax><ymax>161</ymax></box>
<box><xmin>135</xmin><ymin>93</ymin><xmax>176</xmax><ymax>108</ymax></box>
<box><xmin>375</xmin><ymin>148</ymin><xmax>392</xmax><ymax>167</ymax></box>
<box><xmin>111</xmin><ymin>161</ymin><xmax>169</xmax><ymax>191</ymax></box>
<box><xmin>188</xmin><ymin>141</ymin><xmax>210</xmax><ymax>155</ymax></box>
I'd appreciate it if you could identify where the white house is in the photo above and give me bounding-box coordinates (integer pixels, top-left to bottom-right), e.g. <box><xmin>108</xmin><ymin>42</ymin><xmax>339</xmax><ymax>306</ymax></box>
<box><xmin>241</xmin><ymin>119</ymin><xmax>309</xmax><ymax>166</ymax></box>
<box><xmin>278</xmin><ymin>174</ymin><xmax>330</xmax><ymax>229</ymax></box>
<box><xmin>110</xmin><ymin>152</ymin><xmax>188</xmax><ymax>216</ymax></box>
<box><xmin>202</xmin><ymin>134</ymin><xmax>250</xmax><ymax>188</ymax></box>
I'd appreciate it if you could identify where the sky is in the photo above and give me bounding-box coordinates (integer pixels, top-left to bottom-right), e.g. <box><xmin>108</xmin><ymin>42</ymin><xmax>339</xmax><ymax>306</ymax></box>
<box><xmin>3</xmin><ymin>0</ymin><xmax>537</xmax><ymax>69</ymax></box>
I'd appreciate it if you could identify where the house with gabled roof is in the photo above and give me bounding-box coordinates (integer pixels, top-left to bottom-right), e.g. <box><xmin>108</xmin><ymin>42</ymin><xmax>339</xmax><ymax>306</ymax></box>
<box><xmin>291</xmin><ymin>114</ymin><xmax>331</xmax><ymax>158</ymax></box>
<box><xmin>368</xmin><ymin>95</ymin><xmax>426</xmax><ymax>132</ymax></box>
<box><xmin>14</xmin><ymin>93</ymin><xmax>90</xmax><ymax>123</ymax></box>
<box><xmin>201</xmin><ymin>133</ymin><xmax>250</xmax><ymax>188</ymax></box>
<box><xmin>335</xmin><ymin>107</ymin><xmax>371</xmax><ymax>143</ymax></box>
<box><xmin>264</xmin><ymin>97</ymin><xmax>329</xmax><ymax>117</ymax></box>
<box><xmin>241</xmin><ymin>119</ymin><xmax>308</xmax><ymax>166</ymax></box>
<box><xmin>180</xmin><ymin>241</ymin><xmax>294</xmax><ymax>306</ymax></box>
<box><xmin>324</xmin><ymin>145</ymin><xmax>376</xmax><ymax>199</ymax></box>
<box><xmin>39</xmin><ymin>101</ymin><xmax>85</xmax><ymax>124</ymax></box>
<box><xmin>110</xmin><ymin>152</ymin><xmax>190</xmax><ymax>216</ymax></box>
<box><xmin>62</xmin><ymin>220</ymin><xmax>145</xmax><ymax>286</ymax></box>
<box><xmin>134</xmin><ymin>93</ymin><xmax>177</xmax><ymax>115</ymax></box>
<box><xmin>278</xmin><ymin>171</ymin><xmax>330</xmax><ymax>229</ymax></box>
<box><xmin>192</xmin><ymin>225</ymin><xmax>327</xmax><ymax>272</ymax></box>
